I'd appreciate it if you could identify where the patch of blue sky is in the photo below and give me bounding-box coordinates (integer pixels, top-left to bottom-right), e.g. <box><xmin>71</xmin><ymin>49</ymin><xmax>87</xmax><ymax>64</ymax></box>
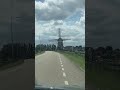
<box><xmin>65</xmin><ymin>11</ymin><xmax>81</xmax><ymax>25</ymax></box>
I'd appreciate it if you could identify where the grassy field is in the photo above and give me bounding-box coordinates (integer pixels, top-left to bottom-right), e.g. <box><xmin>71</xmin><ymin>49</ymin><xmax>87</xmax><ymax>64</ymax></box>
<box><xmin>59</xmin><ymin>51</ymin><xmax>85</xmax><ymax>70</ymax></box>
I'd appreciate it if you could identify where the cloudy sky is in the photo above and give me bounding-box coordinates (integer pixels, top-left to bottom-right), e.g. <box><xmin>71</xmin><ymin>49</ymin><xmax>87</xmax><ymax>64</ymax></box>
<box><xmin>35</xmin><ymin>0</ymin><xmax>85</xmax><ymax>46</ymax></box>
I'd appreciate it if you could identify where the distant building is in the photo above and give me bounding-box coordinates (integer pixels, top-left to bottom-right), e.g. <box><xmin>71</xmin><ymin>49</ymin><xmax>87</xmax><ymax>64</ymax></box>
<box><xmin>64</xmin><ymin>46</ymin><xmax>73</xmax><ymax>51</ymax></box>
<box><xmin>64</xmin><ymin>45</ymin><xmax>84</xmax><ymax>52</ymax></box>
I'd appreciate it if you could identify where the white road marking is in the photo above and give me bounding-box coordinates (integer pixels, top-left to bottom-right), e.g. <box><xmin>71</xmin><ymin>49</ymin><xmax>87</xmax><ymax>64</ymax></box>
<box><xmin>64</xmin><ymin>81</ymin><xmax>69</xmax><ymax>85</ymax></box>
<box><xmin>58</xmin><ymin>54</ymin><xmax>61</xmax><ymax>60</ymax></box>
<box><xmin>60</xmin><ymin>60</ymin><xmax>62</xmax><ymax>62</ymax></box>
<box><xmin>58</xmin><ymin>53</ymin><xmax>69</xmax><ymax>86</ymax></box>
<box><xmin>61</xmin><ymin>65</ymin><xmax>63</xmax><ymax>67</ymax></box>
<box><xmin>63</xmin><ymin>72</ymin><xmax>66</xmax><ymax>77</ymax></box>
<box><xmin>58</xmin><ymin>53</ymin><xmax>64</xmax><ymax>66</ymax></box>
<box><xmin>50</xmin><ymin>87</ymin><xmax>53</xmax><ymax>89</ymax></box>
<box><xmin>80</xmin><ymin>67</ymin><xmax>85</xmax><ymax>72</ymax></box>
<box><xmin>62</xmin><ymin>68</ymin><xmax>64</xmax><ymax>71</ymax></box>
<box><xmin>58</xmin><ymin>53</ymin><xmax>62</xmax><ymax>61</ymax></box>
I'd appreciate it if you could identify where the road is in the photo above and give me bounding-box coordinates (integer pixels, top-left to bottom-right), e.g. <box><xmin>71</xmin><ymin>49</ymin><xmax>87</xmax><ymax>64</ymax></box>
<box><xmin>0</xmin><ymin>59</ymin><xmax>34</xmax><ymax>90</ymax></box>
<box><xmin>35</xmin><ymin>51</ymin><xmax>85</xmax><ymax>89</ymax></box>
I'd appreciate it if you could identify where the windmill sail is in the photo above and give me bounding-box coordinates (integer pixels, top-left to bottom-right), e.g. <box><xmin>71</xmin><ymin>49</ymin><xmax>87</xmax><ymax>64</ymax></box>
<box><xmin>49</xmin><ymin>28</ymin><xmax>70</xmax><ymax>50</ymax></box>
<box><xmin>58</xmin><ymin>28</ymin><xmax>61</xmax><ymax>38</ymax></box>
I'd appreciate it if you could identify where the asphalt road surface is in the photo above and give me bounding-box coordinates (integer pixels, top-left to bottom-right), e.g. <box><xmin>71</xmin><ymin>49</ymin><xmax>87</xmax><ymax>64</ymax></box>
<box><xmin>0</xmin><ymin>59</ymin><xmax>34</xmax><ymax>90</ymax></box>
<box><xmin>35</xmin><ymin>51</ymin><xmax>85</xmax><ymax>89</ymax></box>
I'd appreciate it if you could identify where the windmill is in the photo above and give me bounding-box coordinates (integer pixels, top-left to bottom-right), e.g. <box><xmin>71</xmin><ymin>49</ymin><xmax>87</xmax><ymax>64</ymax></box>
<box><xmin>49</xmin><ymin>28</ymin><xmax>70</xmax><ymax>50</ymax></box>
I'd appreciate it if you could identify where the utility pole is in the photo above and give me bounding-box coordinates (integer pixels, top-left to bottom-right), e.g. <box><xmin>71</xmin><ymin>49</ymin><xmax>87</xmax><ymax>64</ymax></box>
<box><xmin>10</xmin><ymin>0</ymin><xmax>20</xmax><ymax>58</ymax></box>
<box><xmin>10</xmin><ymin>16</ymin><xmax>14</xmax><ymax>58</ymax></box>
<box><xmin>10</xmin><ymin>0</ymin><xmax>14</xmax><ymax>59</ymax></box>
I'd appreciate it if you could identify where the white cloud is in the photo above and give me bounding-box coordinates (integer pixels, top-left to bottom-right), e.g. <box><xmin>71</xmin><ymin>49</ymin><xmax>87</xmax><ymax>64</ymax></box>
<box><xmin>35</xmin><ymin>0</ymin><xmax>85</xmax><ymax>46</ymax></box>
<box><xmin>35</xmin><ymin>0</ymin><xmax>84</xmax><ymax>21</ymax></box>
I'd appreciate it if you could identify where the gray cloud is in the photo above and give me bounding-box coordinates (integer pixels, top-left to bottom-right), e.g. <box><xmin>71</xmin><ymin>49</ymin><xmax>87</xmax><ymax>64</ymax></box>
<box><xmin>35</xmin><ymin>0</ymin><xmax>85</xmax><ymax>46</ymax></box>
<box><xmin>53</xmin><ymin>20</ymin><xmax>63</xmax><ymax>25</ymax></box>
<box><xmin>35</xmin><ymin>0</ymin><xmax>85</xmax><ymax>21</ymax></box>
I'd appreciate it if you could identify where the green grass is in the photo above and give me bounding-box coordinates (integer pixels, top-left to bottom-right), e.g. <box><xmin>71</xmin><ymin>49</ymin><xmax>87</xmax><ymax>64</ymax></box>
<box><xmin>59</xmin><ymin>51</ymin><xmax>85</xmax><ymax>70</ymax></box>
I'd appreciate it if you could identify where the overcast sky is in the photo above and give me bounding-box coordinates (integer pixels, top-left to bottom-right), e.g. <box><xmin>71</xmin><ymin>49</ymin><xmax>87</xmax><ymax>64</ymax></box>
<box><xmin>35</xmin><ymin>0</ymin><xmax>85</xmax><ymax>46</ymax></box>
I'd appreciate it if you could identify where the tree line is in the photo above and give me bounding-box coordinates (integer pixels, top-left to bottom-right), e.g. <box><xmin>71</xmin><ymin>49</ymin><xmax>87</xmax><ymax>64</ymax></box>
<box><xmin>86</xmin><ymin>46</ymin><xmax>120</xmax><ymax>61</ymax></box>
<box><xmin>35</xmin><ymin>44</ymin><xmax>57</xmax><ymax>54</ymax></box>
<box><xmin>0</xmin><ymin>43</ymin><xmax>34</xmax><ymax>65</ymax></box>
<box><xmin>86</xmin><ymin>46</ymin><xmax>120</xmax><ymax>70</ymax></box>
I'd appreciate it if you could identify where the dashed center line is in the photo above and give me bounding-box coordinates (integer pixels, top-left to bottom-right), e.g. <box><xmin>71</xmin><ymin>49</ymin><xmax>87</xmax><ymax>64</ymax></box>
<box><xmin>58</xmin><ymin>54</ymin><xmax>62</xmax><ymax>61</ymax></box>
<box><xmin>63</xmin><ymin>72</ymin><xmax>66</xmax><ymax>77</ymax></box>
<box><xmin>64</xmin><ymin>81</ymin><xmax>69</xmax><ymax>85</ymax></box>
<box><xmin>58</xmin><ymin>53</ymin><xmax>69</xmax><ymax>86</ymax></box>
<box><xmin>62</xmin><ymin>68</ymin><xmax>64</xmax><ymax>71</ymax></box>
<box><xmin>61</xmin><ymin>65</ymin><xmax>63</xmax><ymax>67</ymax></box>
<box><xmin>50</xmin><ymin>87</ymin><xmax>53</xmax><ymax>89</ymax></box>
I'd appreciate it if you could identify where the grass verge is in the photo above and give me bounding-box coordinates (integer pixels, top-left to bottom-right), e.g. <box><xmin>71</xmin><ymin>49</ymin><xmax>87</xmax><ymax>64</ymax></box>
<box><xmin>59</xmin><ymin>51</ymin><xmax>85</xmax><ymax>70</ymax></box>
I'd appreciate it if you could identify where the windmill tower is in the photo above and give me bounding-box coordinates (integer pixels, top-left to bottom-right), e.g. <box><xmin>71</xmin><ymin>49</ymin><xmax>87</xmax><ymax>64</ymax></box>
<box><xmin>49</xmin><ymin>28</ymin><xmax>70</xmax><ymax>50</ymax></box>
<box><xmin>57</xmin><ymin>28</ymin><xmax>63</xmax><ymax>50</ymax></box>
